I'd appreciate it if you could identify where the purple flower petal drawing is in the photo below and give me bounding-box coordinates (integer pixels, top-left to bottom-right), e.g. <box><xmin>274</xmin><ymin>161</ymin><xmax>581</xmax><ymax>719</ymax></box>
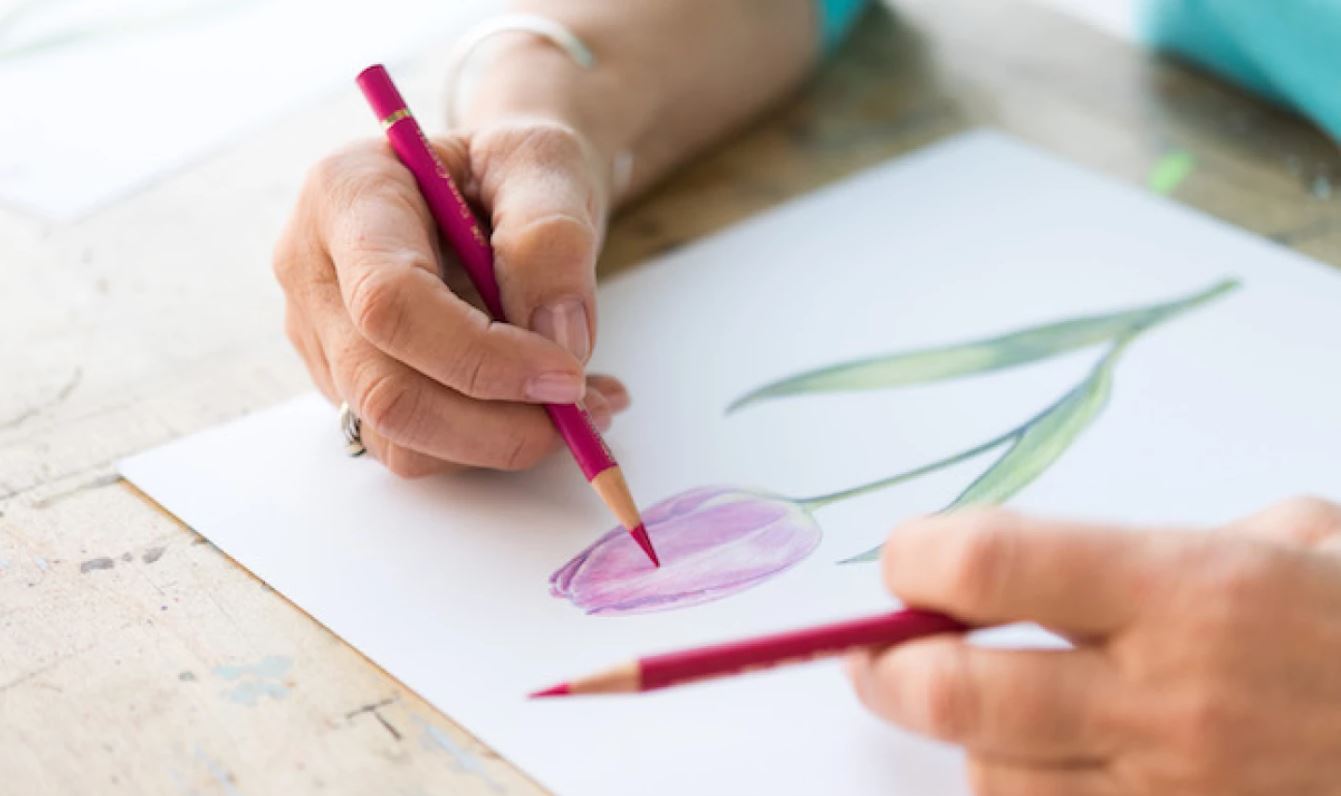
<box><xmin>550</xmin><ymin>486</ymin><xmax>822</xmax><ymax>616</ymax></box>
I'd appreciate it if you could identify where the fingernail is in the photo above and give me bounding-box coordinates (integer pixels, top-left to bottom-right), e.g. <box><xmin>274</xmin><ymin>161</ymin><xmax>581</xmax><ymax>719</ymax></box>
<box><xmin>526</xmin><ymin>372</ymin><xmax>585</xmax><ymax>403</ymax></box>
<box><xmin>532</xmin><ymin>299</ymin><xmax>591</xmax><ymax>362</ymax></box>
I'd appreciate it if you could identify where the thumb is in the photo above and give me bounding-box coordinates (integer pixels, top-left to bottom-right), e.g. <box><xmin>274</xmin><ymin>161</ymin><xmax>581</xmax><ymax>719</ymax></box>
<box><xmin>468</xmin><ymin>119</ymin><xmax>607</xmax><ymax>363</ymax></box>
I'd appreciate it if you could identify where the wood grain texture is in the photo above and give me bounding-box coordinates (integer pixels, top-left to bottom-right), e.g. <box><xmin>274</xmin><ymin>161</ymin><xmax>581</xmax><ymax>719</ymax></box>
<box><xmin>2</xmin><ymin>1</ymin><xmax>1338</xmax><ymax>794</ymax></box>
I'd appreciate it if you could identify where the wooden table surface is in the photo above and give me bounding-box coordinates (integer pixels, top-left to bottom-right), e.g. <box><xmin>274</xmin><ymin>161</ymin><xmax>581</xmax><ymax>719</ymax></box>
<box><xmin>3</xmin><ymin>1</ymin><xmax>1338</xmax><ymax>793</ymax></box>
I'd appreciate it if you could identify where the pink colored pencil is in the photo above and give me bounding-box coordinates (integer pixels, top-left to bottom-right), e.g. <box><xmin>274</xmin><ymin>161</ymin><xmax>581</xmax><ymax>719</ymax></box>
<box><xmin>356</xmin><ymin>64</ymin><xmax>658</xmax><ymax>567</ymax></box>
<box><xmin>531</xmin><ymin>609</ymin><xmax>971</xmax><ymax>697</ymax></box>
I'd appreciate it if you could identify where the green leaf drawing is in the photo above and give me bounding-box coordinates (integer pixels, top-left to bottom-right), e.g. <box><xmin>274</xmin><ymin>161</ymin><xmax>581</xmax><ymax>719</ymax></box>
<box><xmin>839</xmin><ymin>339</ymin><xmax>1127</xmax><ymax>563</ymax></box>
<box><xmin>728</xmin><ymin>279</ymin><xmax>1239</xmax><ymax>412</ymax></box>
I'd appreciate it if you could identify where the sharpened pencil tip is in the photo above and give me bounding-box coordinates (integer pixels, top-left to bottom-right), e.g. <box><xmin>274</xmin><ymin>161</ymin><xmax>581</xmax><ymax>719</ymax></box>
<box><xmin>629</xmin><ymin>524</ymin><xmax>660</xmax><ymax>567</ymax></box>
<box><xmin>530</xmin><ymin>682</ymin><xmax>571</xmax><ymax>698</ymax></box>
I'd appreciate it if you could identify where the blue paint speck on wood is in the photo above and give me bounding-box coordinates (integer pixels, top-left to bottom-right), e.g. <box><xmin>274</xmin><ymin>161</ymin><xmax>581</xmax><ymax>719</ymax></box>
<box><xmin>213</xmin><ymin>656</ymin><xmax>293</xmax><ymax>707</ymax></box>
<box><xmin>418</xmin><ymin>719</ymin><xmax>503</xmax><ymax>791</ymax></box>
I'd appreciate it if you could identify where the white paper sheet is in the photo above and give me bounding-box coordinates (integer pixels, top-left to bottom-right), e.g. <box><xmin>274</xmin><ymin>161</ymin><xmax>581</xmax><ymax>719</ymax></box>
<box><xmin>0</xmin><ymin>0</ymin><xmax>492</xmax><ymax>219</ymax></box>
<box><xmin>121</xmin><ymin>132</ymin><xmax>1341</xmax><ymax>795</ymax></box>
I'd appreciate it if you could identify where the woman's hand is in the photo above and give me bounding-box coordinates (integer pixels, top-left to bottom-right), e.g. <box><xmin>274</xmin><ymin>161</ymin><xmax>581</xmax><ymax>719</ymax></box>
<box><xmin>848</xmin><ymin>497</ymin><xmax>1341</xmax><ymax>795</ymax></box>
<box><xmin>274</xmin><ymin>118</ymin><xmax>626</xmax><ymax>476</ymax></box>
<box><xmin>274</xmin><ymin>1</ymin><xmax>818</xmax><ymax>477</ymax></box>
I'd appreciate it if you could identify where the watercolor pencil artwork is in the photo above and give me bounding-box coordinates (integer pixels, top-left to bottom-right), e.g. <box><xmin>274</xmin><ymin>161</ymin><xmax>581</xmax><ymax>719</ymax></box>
<box><xmin>119</xmin><ymin>133</ymin><xmax>1341</xmax><ymax>796</ymax></box>
<box><xmin>550</xmin><ymin>279</ymin><xmax>1240</xmax><ymax>615</ymax></box>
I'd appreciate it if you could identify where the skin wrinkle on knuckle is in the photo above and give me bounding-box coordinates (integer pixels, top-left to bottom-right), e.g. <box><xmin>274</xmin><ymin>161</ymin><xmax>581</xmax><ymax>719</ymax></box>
<box><xmin>315</xmin><ymin>150</ymin><xmax>428</xmax><ymax>242</ymax></box>
<box><xmin>354</xmin><ymin>367</ymin><xmax>420</xmax><ymax>442</ymax></box>
<box><xmin>498</xmin><ymin>425</ymin><xmax>545</xmax><ymax>472</ymax></box>
<box><xmin>442</xmin><ymin>326</ymin><xmax>498</xmax><ymax>398</ymax></box>
<box><xmin>345</xmin><ymin>266</ymin><xmax>409</xmax><ymax>351</ymax></box>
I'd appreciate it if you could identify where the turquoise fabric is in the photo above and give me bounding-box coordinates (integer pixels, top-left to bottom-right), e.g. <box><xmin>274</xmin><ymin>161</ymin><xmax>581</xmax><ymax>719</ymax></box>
<box><xmin>1144</xmin><ymin>0</ymin><xmax>1341</xmax><ymax>140</ymax></box>
<box><xmin>816</xmin><ymin>0</ymin><xmax>869</xmax><ymax>53</ymax></box>
<box><xmin>814</xmin><ymin>0</ymin><xmax>1341</xmax><ymax>140</ymax></box>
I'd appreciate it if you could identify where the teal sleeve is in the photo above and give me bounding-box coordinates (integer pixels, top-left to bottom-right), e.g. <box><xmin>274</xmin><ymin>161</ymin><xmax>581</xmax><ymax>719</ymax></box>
<box><xmin>816</xmin><ymin>0</ymin><xmax>869</xmax><ymax>54</ymax></box>
<box><xmin>1143</xmin><ymin>0</ymin><xmax>1341</xmax><ymax>140</ymax></box>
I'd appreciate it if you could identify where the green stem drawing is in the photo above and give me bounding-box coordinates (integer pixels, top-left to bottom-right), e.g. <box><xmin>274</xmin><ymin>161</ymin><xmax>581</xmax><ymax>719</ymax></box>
<box><xmin>729</xmin><ymin>279</ymin><xmax>1239</xmax><ymax>412</ymax></box>
<box><xmin>795</xmin><ymin>428</ymin><xmax>1019</xmax><ymax>512</ymax></box>
<box><xmin>728</xmin><ymin>278</ymin><xmax>1242</xmax><ymax>563</ymax></box>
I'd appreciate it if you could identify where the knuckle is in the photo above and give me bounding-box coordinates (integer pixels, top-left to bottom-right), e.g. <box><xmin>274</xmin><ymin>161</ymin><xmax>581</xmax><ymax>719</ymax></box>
<box><xmin>443</xmin><ymin>327</ymin><xmax>497</xmax><ymax>398</ymax></box>
<box><xmin>354</xmin><ymin>367</ymin><xmax>420</xmax><ymax>441</ymax></box>
<box><xmin>307</xmin><ymin>142</ymin><xmax>423</xmax><ymax>222</ymax></box>
<box><xmin>307</xmin><ymin>142</ymin><xmax>383</xmax><ymax>193</ymax></box>
<box><xmin>346</xmin><ymin>267</ymin><xmax>409</xmax><ymax>349</ymax></box>
<box><xmin>918</xmin><ymin>646</ymin><xmax>977</xmax><ymax>741</ymax></box>
<box><xmin>497</xmin><ymin>424</ymin><xmax>549</xmax><ymax>472</ymax></box>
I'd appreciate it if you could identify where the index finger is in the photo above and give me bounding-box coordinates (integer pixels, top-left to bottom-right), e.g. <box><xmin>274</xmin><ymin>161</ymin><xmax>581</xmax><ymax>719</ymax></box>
<box><xmin>318</xmin><ymin>143</ymin><xmax>586</xmax><ymax>403</ymax></box>
<box><xmin>883</xmin><ymin>509</ymin><xmax>1153</xmax><ymax>636</ymax></box>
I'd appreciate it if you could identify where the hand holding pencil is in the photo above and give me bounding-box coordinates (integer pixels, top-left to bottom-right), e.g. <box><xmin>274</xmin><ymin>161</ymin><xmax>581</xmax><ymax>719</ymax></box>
<box><xmin>355</xmin><ymin>66</ymin><xmax>657</xmax><ymax>564</ymax></box>
<box><xmin>274</xmin><ymin>76</ymin><xmax>627</xmax><ymax>477</ymax></box>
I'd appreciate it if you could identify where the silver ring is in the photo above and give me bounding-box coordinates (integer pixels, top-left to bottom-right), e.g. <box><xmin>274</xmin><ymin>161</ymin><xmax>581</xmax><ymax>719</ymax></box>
<box><xmin>338</xmin><ymin>401</ymin><xmax>365</xmax><ymax>457</ymax></box>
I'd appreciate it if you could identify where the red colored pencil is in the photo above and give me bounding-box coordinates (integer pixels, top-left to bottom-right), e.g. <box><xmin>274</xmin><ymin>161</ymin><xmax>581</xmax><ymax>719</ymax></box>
<box><xmin>355</xmin><ymin>64</ymin><xmax>659</xmax><ymax>567</ymax></box>
<box><xmin>531</xmin><ymin>609</ymin><xmax>970</xmax><ymax>697</ymax></box>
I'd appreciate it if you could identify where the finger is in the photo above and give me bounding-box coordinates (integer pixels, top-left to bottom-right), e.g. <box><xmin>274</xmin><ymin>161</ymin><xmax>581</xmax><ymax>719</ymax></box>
<box><xmin>317</xmin><ymin>142</ymin><xmax>586</xmax><ymax>404</ymax></box>
<box><xmin>356</xmin><ymin>370</ymin><xmax>613</xmax><ymax>474</ymax></box>
<box><xmin>469</xmin><ymin>121</ymin><xmax>604</xmax><ymax>362</ymax></box>
<box><xmin>304</xmin><ymin>269</ymin><xmax>567</xmax><ymax>471</ymax></box>
<box><xmin>966</xmin><ymin>757</ymin><xmax>1118</xmax><ymax>796</ymax></box>
<box><xmin>586</xmin><ymin>374</ymin><xmax>630</xmax><ymax>413</ymax></box>
<box><xmin>336</xmin><ymin>342</ymin><xmax>569</xmax><ymax>471</ymax></box>
<box><xmin>583</xmin><ymin>389</ymin><xmax>614</xmax><ymax>433</ymax></box>
<box><xmin>357</xmin><ymin>421</ymin><xmax>459</xmax><ymax>479</ymax></box>
<box><xmin>847</xmin><ymin>638</ymin><xmax>1115</xmax><ymax>763</ymax></box>
<box><xmin>884</xmin><ymin>509</ymin><xmax>1150</xmax><ymax>635</ymax></box>
<box><xmin>1225</xmin><ymin>496</ymin><xmax>1341</xmax><ymax>549</ymax></box>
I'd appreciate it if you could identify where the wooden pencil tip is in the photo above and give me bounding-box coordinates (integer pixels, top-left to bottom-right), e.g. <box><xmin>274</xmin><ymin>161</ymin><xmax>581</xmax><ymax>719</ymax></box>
<box><xmin>529</xmin><ymin>682</ymin><xmax>571</xmax><ymax>699</ymax></box>
<box><xmin>629</xmin><ymin>524</ymin><xmax>660</xmax><ymax>567</ymax></box>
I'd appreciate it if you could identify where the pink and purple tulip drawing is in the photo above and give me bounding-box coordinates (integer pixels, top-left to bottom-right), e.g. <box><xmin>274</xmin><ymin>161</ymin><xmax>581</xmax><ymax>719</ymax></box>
<box><xmin>550</xmin><ymin>487</ymin><xmax>822</xmax><ymax>615</ymax></box>
<box><xmin>550</xmin><ymin>280</ymin><xmax>1240</xmax><ymax>616</ymax></box>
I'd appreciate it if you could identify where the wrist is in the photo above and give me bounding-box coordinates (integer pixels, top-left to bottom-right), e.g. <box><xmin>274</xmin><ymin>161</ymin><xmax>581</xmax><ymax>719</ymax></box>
<box><xmin>451</xmin><ymin>34</ymin><xmax>648</xmax><ymax>186</ymax></box>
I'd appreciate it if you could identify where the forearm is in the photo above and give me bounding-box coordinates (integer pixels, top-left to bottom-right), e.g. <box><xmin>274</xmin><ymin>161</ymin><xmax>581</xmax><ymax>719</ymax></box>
<box><xmin>456</xmin><ymin>1</ymin><xmax>820</xmax><ymax>202</ymax></box>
